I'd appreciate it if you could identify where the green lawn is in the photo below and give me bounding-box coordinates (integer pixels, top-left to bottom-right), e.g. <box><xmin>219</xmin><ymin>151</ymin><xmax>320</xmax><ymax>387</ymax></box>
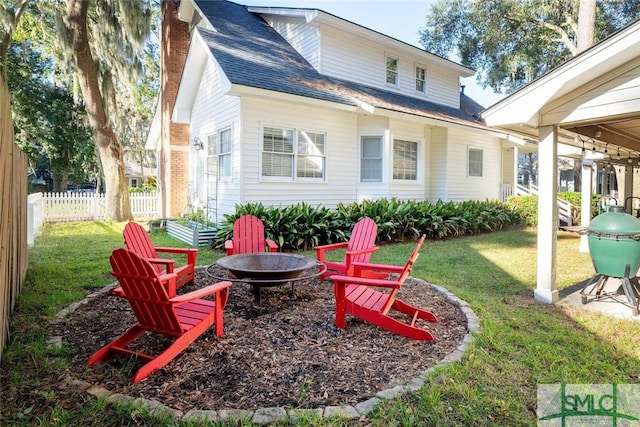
<box><xmin>2</xmin><ymin>222</ymin><xmax>640</xmax><ymax>426</ymax></box>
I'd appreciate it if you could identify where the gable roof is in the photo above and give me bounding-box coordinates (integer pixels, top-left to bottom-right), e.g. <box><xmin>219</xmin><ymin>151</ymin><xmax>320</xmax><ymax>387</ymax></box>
<box><xmin>246</xmin><ymin>5</ymin><xmax>475</xmax><ymax>77</ymax></box>
<box><xmin>184</xmin><ymin>0</ymin><xmax>493</xmax><ymax>131</ymax></box>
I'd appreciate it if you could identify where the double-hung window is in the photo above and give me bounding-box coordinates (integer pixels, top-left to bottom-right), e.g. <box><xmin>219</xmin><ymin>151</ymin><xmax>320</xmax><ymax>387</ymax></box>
<box><xmin>261</xmin><ymin>126</ymin><xmax>326</xmax><ymax>180</ymax></box>
<box><xmin>415</xmin><ymin>66</ymin><xmax>426</xmax><ymax>94</ymax></box>
<box><xmin>206</xmin><ymin>128</ymin><xmax>232</xmax><ymax>180</ymax></box>
<box><xmin>360</xmin><ymin>136</ymin><xmax>383</xmax><ymax>182</ymax></box>
<box><xmin>468</xmin><ymin>147</ymin><xmax>483</xmax><ymax>177</ymax></box>
<box><xmin>393</xmin><ymin>139</ymin><xmax>418</xmax><ymax>181</ymax></box>
<box><xmin>218</xmin><ymin>128</ymin><xmax>232</xmax><ymax>179</ymax></box>
<box><xmin>297</xmin><ymin>130</ymin><xmax>325</xmax><ymax>179</ymax></box>
<box><xmin>386</xmin><ymin>55</ymin><xmax>398</xmax><ymax>86</ymax></box>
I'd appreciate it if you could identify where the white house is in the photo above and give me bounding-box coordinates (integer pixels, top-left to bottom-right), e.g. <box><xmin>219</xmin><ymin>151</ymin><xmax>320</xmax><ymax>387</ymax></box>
<box><xmin>150</xmin><ymin>0</ymin><xmax>535</xmax><ymax>223</ymax></box>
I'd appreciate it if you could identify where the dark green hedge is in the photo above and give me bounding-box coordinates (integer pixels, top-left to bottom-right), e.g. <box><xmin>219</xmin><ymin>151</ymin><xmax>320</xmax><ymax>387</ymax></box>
<box><xmin>213</xmin><ymin>199</ymin><xmax>522</xmax><ymax>251</ymax></box>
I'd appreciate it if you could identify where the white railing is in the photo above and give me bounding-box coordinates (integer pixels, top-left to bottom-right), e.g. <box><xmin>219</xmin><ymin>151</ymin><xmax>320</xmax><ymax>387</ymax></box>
<box><xmin>27</xmin><ymin>192</ymin><xmax>158</xmax><ymax>245</ymax></box>
<box><xmin>516</xmin><ymin>183</ymin><xmax>539</xmax><ymax>196</ymax></box>
<box><xmin>501</xmin><ymin>184</ymin><xmax>514</xmax><ymax>202</ymax></box>
<box><xmin>557</xmin><ymin>198</ymin><xmax>573</xmax><ymax>226</ymax></box>
<box><xmin>514</xmin><ymin>183</ymin><xmax>573</xmax><ymax>225</ymax></box>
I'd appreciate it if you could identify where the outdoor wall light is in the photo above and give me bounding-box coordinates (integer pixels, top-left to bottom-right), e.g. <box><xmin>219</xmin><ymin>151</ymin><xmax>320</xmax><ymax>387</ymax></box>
<box><xmin>193</xmin><ymin>137</ymin><xmax>204</xmax><ymax>150</ymax></box>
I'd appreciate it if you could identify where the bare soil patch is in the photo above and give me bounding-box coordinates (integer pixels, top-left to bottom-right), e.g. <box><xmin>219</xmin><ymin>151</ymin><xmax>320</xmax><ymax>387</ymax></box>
<box><xmin>51</xmin><ymin>266</ymin><xmax>467</xmax><ymax>412</ymax></box>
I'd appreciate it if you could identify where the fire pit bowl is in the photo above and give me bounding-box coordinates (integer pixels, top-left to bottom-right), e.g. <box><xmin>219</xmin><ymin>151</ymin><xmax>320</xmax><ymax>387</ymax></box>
<box><xmin>216</xmin><ymin>253</ymin><xmax>318</xmax><ymax>281</ymax></box>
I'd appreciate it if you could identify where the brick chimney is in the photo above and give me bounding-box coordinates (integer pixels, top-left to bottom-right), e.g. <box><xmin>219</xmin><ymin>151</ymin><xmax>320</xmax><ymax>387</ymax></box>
<box><xmin>159</xmin><ymin>0</ymin><xmax>190</xmax><ymax>218</ymax></box>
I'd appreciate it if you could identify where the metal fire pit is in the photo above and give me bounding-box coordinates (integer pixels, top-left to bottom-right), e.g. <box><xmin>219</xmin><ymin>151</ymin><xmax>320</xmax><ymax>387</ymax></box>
<box><xmin>208</xmin><ymin>253</ymin><xmax>326</xmax><ymax>305</ymax></box>
<box><xmin>581</xmin><ymin>205</ymin><xmax>640</xmax><ymax>315</ymax></box>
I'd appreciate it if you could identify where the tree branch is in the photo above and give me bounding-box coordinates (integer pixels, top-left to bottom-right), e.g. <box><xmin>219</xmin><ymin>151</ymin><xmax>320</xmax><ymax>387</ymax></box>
<box><xmin>538</xmin><ymin>19</ymin><xmax>577</xmax><ymax>56</ymax></box>
<box><xmin>0</xmin><ymin>0</ymin><xmax>30</xmax><ymax>77</ymax></box>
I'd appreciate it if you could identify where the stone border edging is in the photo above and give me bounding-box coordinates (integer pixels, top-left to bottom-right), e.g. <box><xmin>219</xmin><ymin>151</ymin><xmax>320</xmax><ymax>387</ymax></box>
<box><xmin>52</xmin><ymin>272</ymin><xmax>480</xmax><ymax>425</ymax></box>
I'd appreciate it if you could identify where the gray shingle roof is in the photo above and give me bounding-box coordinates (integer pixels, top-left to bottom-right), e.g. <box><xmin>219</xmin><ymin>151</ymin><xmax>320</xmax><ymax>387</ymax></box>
<box><xmin>194</xmin><ymin>0</ymin><xmax>486</xmax><ymax>127</ymax></box>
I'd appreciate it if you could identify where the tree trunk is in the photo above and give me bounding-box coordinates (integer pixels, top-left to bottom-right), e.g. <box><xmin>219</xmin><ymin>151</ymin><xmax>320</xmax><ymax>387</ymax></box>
<box><xmin>576</xmin><ymin>0</ymin><xmax>596</xmax><ymax>53</ymax></box>
<box><xmin>66</xmin><ymin>0</ymin><xmax>132</xmax><ymax>221</ymax></box>
<box><xmin>52</xmin><ymin>170</ymin><xmax>69</xmax><ymax>192</ymax></box>
<box><xmin>573</xmin><ymin>162</ymin><xmax>582</xmax><ymax>192</ymax></box>
<box><xmin>574</xmin><ymin>0</ymin><xmax>596</xmax><ymax>192</ymax></box>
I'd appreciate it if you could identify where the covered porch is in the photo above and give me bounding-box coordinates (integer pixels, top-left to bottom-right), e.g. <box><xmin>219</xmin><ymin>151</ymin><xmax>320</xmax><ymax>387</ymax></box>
<box><xmin>481</xmin><ymin>19</ymin><xmax>640</xmax><ymax>305</ymax></box>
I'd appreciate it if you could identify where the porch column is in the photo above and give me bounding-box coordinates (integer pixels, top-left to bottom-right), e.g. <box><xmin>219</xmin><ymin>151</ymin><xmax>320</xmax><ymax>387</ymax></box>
<box><xmin>625</xmin><ymin>164</ymin><xmax>634</xmax><ymax>214</ymax></box>
<box><xmin>579</xmin><ymin>160</ymin><xmax>593</xmax><ymax>253</ymax></box>
<box><xmin>535</xmin><ymin>125</ymin><xmax>559</xmax><ymax>303</ymax></box>
<box><xmin>513</xmin><ymin>146</ymin><xmax>519</xmax><ymax>193</ymax></box>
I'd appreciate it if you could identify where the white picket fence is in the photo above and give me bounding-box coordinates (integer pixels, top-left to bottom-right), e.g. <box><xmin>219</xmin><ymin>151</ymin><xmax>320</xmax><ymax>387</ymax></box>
<box><xmin>27</xmin><ymin>192</ymin><xmax>158</xmax><ymax>245</ymax></box>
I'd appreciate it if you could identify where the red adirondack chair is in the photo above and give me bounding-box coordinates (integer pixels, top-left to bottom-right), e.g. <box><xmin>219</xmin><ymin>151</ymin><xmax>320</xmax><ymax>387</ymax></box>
<box><xmin>330</xmin><ymin>235</ymin><xmax>437</xmax><ymax>341</ymax></box>
<box><xmin>314</xmin><ymin>217</ymin><xmax>379</xmax><ymax>280</ymax></box>
<box><xmin>224</xmin><ymin>214</ymin><xmax>278</xmax><ymax>256</ymax></box>
<box><xmin>123</xmin><ymin>222</ymin><xmax>197</xmax><ymax>293</ymax></box>
<box><xmin>88</xmin><ymin>248</ymin><xmax>232</xmax><ymax>383</ymax></box>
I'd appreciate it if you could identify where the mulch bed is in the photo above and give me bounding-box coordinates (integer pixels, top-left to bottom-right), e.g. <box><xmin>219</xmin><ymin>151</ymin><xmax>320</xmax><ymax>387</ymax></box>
<box><xmin>51</xmin><ymin>266</ymin><xmax>468</xmax><ymax>412</ymax></box>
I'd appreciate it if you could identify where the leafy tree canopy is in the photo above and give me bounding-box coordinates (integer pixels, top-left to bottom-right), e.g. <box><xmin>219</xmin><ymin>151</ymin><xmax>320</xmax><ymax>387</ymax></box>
<box><xmin>7</xmin><ymin>39</ymin><xmax>96</xmax><ymax>191</ymax></box>
<box><xmin>419</xmin><ymin>0</ymin><xmax>640</xmax><ymax>94</ymax></box>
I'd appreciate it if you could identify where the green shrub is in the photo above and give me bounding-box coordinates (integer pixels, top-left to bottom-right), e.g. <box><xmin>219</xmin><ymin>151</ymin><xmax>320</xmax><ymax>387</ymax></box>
<box><xmin>507</xmin><ymin>192</ymin><xmax>604</xmax><ymax>227</ymax></box>
<box><xmin>558</xmin><ymin>191</ymin><xmax>602</xmax><ymax>222</ymax></box>
<box><xmin>506</xmin><ymin>195</ymin><xmax>538</xmax><ymax>226</ymax></box>
<box><xmin>214</xmin><ymin>199</ymin><xmax>522</xmax><ymax>251</ymax></box>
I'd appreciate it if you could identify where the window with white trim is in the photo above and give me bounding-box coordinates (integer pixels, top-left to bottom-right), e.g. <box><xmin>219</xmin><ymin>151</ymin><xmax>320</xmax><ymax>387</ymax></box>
<box><xmin>206</xmin><ymin>129</ymin><xmax>232</xmax><ymax>180</ymax></box>
<box><xmin>393</xmin><ymin>139</ymin><xmax>418</xmax><ymax>180</ymax></box>
<box><xmin>415</xmin><ymin>66</ymin><xmax>426</xmax><ymax>94</ymax></box>
<box><xmin>297</xmin><ymin>130</ymin><xmax>325</xmax><ymax>178</ymax></box>
<box><xmin>261</xmin><ymin>126</ymin><xmax>326</xmax><ymax>180</ymax></box>
<box><xmin>361</xmin><ymin>136</ymin><xmax>383</xmax><ymax>182</ymax></box>
<box><xmin>218</xmin><ymin>128</ymin><xmax>232</xmax><ymax>179</ymax></box>
<box><xmin>386</xmin><ymin>55</ymin><xmax>398</xmax><ymax>86</ymax></box>
<box><xmin>468</xmin><ymin>147</ymin><xmax>483</xmax><ymax>177</ymax></box>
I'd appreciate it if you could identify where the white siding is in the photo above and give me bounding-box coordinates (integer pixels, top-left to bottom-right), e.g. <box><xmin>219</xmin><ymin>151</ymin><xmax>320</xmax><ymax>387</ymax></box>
<box><xmin>190</xmin><ymin>60</ymin><xmax>242</xmax><ymax>224</ymax></box>
<box><xmin>319</xmin><ymin>27</ymin><xmax>461</xmax><ymax>108</ymax></box>
<box><xmin>264</xmin><ymin>16</ymin><xmax>321</xmax><ymax>70</ymax></box>
<box><xmin>429</xmin><ymin>127</ymin><xmax>448</xmax><ymax>201</ymax></box>
<box><xmin>263</xmin><ymin>17</ymin><xmax>463</xmax><ymax>108</ymax></box>
<box><xmin>502</xmin><ymin>147</ymin><xmax>515</xmax><ymax>186</ymax></box>
<box><xmin>239</xmin><ymin>98</ymin><xmax>359</xmax><ymax>211</ymax></box>
<box><xmin>445</xmin><ymin>127</ymin><xmax>502</xmax><ymax>201</ymax></box>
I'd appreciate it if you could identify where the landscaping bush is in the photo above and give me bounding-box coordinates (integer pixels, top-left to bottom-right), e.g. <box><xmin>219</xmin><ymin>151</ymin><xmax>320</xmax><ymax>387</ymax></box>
<box><xmin>506</xmin><ymin>195</ymin><xmax>538</xmax><ymax>226</ymax></box>
<box><xmin>559</xmin><ymin>191</ymin><xmax>603</xmax><ymax>221</ymax></box>
<box><xmin>509</xmin><ymin>192</ymin><xmax>604</xmax><ymax>227</ymax></box>
<box><xmin>214</xmin><ymin>199</ymin><xmax>522</xmax><ymax>251</ymax></box>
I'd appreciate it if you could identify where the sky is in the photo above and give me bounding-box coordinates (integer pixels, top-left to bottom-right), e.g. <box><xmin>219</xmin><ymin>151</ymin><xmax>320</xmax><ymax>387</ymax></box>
<box><xmin>238</xmin><ymin>0</ymin><xmax>507</xmax><ymax>107</ymax></box>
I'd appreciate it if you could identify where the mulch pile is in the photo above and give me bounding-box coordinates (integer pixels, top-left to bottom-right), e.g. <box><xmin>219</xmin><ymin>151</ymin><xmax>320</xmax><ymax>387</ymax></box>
<box><xmin>51</xmin><ymin>266</ymin><xmax>468</xmax><ymax>412</ymax></box>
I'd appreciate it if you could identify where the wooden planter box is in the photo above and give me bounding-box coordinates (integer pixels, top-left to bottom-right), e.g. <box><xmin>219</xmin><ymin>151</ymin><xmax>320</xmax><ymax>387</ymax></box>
<box><xmin>166</xmin><ymin>220</ymin><xmax>217</xmax><ymax>247</ymax></box>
